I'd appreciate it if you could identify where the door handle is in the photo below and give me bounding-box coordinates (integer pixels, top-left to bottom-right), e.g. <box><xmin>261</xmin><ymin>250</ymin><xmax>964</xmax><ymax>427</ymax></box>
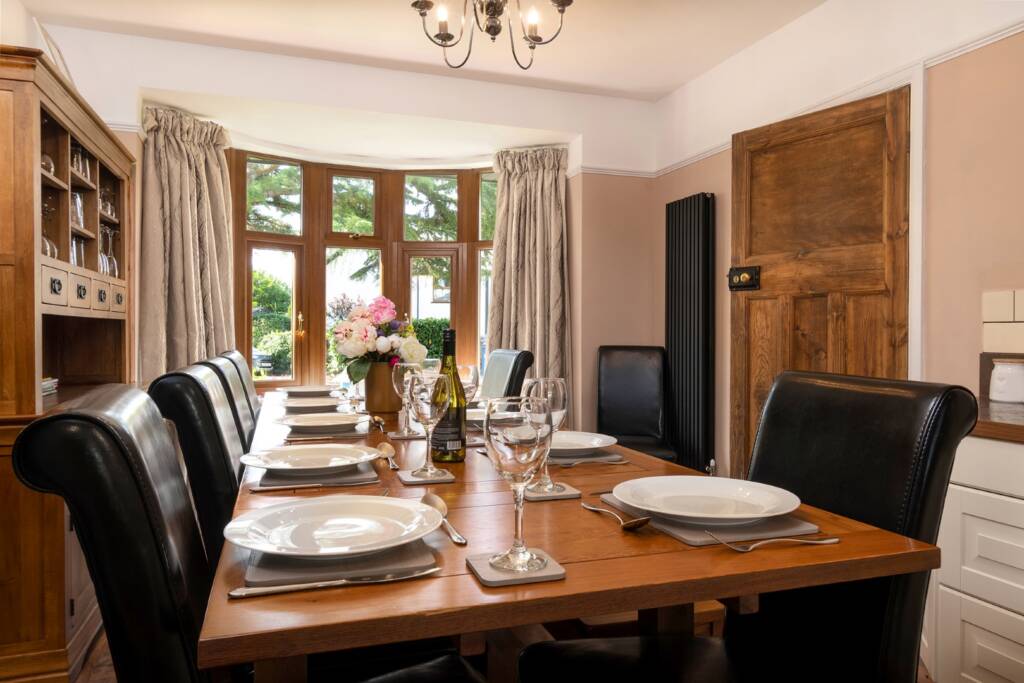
<box><xmin>296</xmin><ymin>311</ymin><xmax>305</xmax><ymax>338</ymax></box>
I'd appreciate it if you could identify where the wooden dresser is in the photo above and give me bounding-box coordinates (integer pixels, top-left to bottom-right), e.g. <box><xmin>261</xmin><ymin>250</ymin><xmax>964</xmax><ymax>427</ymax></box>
<box><xmin>0</xmin><ymin>46</ymin><xmax>135</xmax><ymax>682</ymax></box>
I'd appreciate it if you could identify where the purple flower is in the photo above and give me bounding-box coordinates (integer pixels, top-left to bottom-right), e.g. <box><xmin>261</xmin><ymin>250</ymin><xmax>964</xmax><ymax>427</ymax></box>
<box><xmin>390</xmin><ymin>320</ymin><xmax>402</xmax><ymax>331</ymax></box>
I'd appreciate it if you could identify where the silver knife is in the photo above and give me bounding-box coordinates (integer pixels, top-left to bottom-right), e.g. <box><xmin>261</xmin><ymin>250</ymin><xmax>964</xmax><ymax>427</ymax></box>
<box><xmin>249</xmin><ymin>483</ymin><xmax>389</xmax><ymax>494</ymax></box>
<box><xmin>228</xmin><ymin>565</ymin><xmax>440</xmax><ymax>599</ymax></box>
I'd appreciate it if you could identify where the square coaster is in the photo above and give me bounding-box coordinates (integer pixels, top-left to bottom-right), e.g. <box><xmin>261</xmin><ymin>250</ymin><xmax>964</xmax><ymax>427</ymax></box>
<box><xmin>525</xmin><ymin>482</ymin><xmax>581</xmax><ymax>501</ymax></box>
<box><xmin>397</xmin><ymin>468</ymin><xmax>456</xmax><ymax>485</ymax></box>
<box><xmin>387</xmin><ymin>430</ymin><xmax>425</xmax><ymax>441</ymax></box>
<box><xmin>466</xmin><ymin>549</ymin><xmax>565</xmax><ymax>587</ymax></box>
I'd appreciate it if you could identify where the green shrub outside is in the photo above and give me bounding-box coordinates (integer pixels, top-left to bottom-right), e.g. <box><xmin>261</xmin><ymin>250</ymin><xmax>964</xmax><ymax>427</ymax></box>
<box><xmin>412</xmin><ymin>317</ymin><xmax>449</xmax><ymax>358</ymax></box>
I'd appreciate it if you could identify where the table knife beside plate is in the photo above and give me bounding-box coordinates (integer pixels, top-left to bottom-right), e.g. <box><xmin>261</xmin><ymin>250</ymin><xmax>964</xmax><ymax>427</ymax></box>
<box><xmin>228</xmin><ymin>566</ymin><xmax>441</xmax><ymax>599</ymax></box>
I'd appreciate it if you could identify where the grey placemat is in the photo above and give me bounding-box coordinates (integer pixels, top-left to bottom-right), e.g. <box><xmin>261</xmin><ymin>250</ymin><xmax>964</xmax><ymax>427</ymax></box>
<box><xmin>285</xmin><ymin>405</ymin><xmax>342</xmax><ymax>414</ymax></box>
<box><xmin>599</xmin><ymin>493</ymin><xmax>819</xmax><ymax>547</ymax></box>
<box><xmin>466</xmin><ymin>548</ymin><xmax>565</xmax><ymax>587</ymax></box>
<box><xmin>525</xmin><ymin>482</ymin><xmax>581</xmax><ymax>501</ymax></box>
<box><xmin>285</xmin><ymin>424</ymin><xmax>371</xmax><ymax>442</ymax></box>
<box><xmin>258</xmin><ymin>461</ymin><xmax>380</xmax><ymax>488</ymax></box>
<box><xmin>398</xmin><ymin>468</ymin><xmax>456</xmax><ymax>485</ymax></box>
<box><xmin>245</xmin><ymin>539</ymin><xmax>437</xmax><ymax>587</ymax></box>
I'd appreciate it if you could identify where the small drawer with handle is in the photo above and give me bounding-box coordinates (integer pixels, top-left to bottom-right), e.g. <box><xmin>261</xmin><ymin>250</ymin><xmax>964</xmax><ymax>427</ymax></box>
<box><xmin>92</xmin><ymin>279</ymin><xmax>110</xmax><ymax>311</ymax></box>
<box><xmin>41</xmin><ymin>265</ymin><xmax>68</xmax><ymax>306</ymax></box>
<box><xmin>110</xmin><ymin>285</ymin><xmax>126</xmax><ymax>313</ymax></box>
<box><xmin>69</xmin><ymin>273</ymin><xmax>90</xmax><ymax>309</ymax></box>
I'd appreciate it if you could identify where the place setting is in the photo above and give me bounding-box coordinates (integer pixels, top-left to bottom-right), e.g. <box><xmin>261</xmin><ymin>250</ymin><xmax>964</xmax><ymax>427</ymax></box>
<box><xmin>583</xmin><ymin>475</ymin><xmax>839</xmax><ymax>549</ymax></box>
<box><xmin>241</xmin><ymin>443</ymin><xmax>384</xmax><ymax>493</ymax></box>
<box><xmin>277</xmin><ymin>412</ymin><xmax>371</xmax><ymax>443</ymax></box>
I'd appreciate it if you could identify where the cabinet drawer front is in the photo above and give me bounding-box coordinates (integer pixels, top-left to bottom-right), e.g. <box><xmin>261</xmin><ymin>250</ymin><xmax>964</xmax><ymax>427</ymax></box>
<box><xmin>91</xmin><ymin>279</ymin><xmax>110</xmax><ymax>311</ymax></box>
<box><xmin>938</xmin><ymin>586</ymin><xmax>1024</xmax><ymax>682</ymax></box>
<box><xmin>41</xmin><ymin>265</ymin><xmax>68</xmax><ymax>306</ymax></box>
<box><xmin>952</xmin><ymin>436</ymin><xmax>1024</xmax><ymax>499</ymax></box>
<box><xmin>68</xmin><ymin>273</ymin><xmax>90</xmax><ymax>309</ymax></box>
<box><xmin>939</xmin><ymin>484</ymin><xmax>1024</xmax><ymax>615</ymax></box>
<box><xmin>110</xmin><ymin>285</ymin><xmax>126</xmax><ymax>313</ymax></box>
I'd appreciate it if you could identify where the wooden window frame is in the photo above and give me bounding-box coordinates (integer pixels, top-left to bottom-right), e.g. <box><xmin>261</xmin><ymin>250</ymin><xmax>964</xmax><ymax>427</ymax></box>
<box><xmin>229</xmin><ymin>150</ymin><xmax>494</xmax><ymax>387</ymax></box>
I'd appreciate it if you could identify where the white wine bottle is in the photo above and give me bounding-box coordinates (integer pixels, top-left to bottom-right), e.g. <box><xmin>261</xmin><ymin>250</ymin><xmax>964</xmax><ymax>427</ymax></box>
<box><xmin>430</xmin><ymin>328</ymin><xmax>467</xmax><ymax>462</ymax></box>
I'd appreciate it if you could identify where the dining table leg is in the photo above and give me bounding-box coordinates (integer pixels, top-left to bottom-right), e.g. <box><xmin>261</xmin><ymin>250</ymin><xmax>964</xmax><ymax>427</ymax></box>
<box><xmin>253</xmin><ymin>655</ymin><xmax>307</xmax><ymax>683</ymax></box>
<box><xmin>638</xmin><ymin>604</ymin><xmax>695</xmax><ymax>639</ymax></box>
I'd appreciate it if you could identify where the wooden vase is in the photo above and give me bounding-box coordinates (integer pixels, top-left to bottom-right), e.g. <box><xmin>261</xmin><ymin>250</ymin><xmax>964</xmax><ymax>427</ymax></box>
<box><xmin>364</xmin><ymin>361</ymin><xmax>402</xmax><ymax>413</ymax></box>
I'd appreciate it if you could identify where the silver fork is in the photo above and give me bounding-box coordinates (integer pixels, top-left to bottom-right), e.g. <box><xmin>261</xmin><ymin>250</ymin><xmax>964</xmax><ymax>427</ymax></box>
<box><xmin>704</xmin><ymin>530</ymin><xmax>839</xmax><ymax>552</ymax></box>
<box><xmin>557</xmin><ymin>458</ymin><xmax>629</xmax><ymax>468</ymax></box>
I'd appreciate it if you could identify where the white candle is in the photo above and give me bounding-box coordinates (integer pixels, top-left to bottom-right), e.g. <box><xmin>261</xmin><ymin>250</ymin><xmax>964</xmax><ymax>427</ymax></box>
<box><xmin>438</xmin><ymin>4</ymin><xmax>449</xmax><ymax>36</ymax></box>
<box><xmin>527</xmin><ymin>7</ymin><xmax>540</xmax><ymax>38</ymax></box>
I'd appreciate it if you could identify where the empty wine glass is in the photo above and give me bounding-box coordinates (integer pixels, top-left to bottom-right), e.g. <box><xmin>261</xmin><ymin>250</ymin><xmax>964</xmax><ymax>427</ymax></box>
<box><xmin>484</xmin><ymin>396</ymin><xmax>553</xmax><ymax>572</ymax></box>
<box><xmin>421</xmin><ymin>358</ymin><xmax>441</xmax><ymax>374</ymax></box>
<box><xmin>457</xmin><ymin>364</ymin><xmax>479</xmax><ymax>401</ymax></box>
<box><xmin>408</xmin><ymin>373</ymin><xmax>452</xmax><ymax>480</ymax></box>
<box><xmin>523</xmin><ymin>378</ymin><xmax>568</xmax><ymax>495</ymax></box>
<box><xmin>392</xmin><ymin>362</ymin><xmax>422</xmax><ymax>437</ymax></box>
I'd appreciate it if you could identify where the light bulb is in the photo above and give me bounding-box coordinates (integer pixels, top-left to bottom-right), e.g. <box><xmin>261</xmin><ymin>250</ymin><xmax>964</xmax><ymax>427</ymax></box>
<box><xmin>438</xmin><ymin>4</ymin><xmax>449</xmax><ymax>21</ymax></box>
<box><xmin>527</xmin><ymin>7</ymin><xmax>540</xmax><ymax>25</ymax></box>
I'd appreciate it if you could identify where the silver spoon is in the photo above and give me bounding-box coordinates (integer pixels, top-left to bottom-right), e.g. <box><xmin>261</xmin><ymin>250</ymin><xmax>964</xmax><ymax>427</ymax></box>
<box><xmin>421</xmin><ymin>492</ymin><xmax>468</xmax><ymax>545</ymax></box>
<box><xmin>581</xmin><ymin>502</ymin><xmax>651</xmax><ymax>531</ymax></box>
<box><xmin>371</xmin><ymin>415</ymin><xmax>387</xmax><ymax>433</ymax></box>
<box><xmin>377</xmin><ymin>442</ymin><xmax>400</xmax><ymax>471</ymax></box>
<box><xmin>704</xmin><ymin>530</ymin><xmax>839</xmax><ymax>552</ymax></box>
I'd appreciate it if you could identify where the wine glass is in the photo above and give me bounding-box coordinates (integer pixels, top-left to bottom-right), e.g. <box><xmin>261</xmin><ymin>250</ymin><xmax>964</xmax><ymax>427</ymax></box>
<box><xmin>457</xmin><ymin>364</ymin><xmax>479</xmax><ymax>401</ymax></box>
<box><xmin>522</xmin><ymin>378</ymin><xmax>568</xmax><ymax>495</ymax></box>
<box><xmin>408</xmin><ymin>373</ymin><xmax>452</xmax><ymax>480</ymax></box>
<box><xmin>484</xmin><ymin>396</ymin><xmax>553</xmax><ymax>572</ymax></box>
<box><xmin>391</xmin><ymin>362</ymin><xmax>422</xmax><ymax>437</ymax></box>
<box><xmin>421</xmin><ymin>358</ymin><xmax>441</xmax><ymax>374</ymax></box>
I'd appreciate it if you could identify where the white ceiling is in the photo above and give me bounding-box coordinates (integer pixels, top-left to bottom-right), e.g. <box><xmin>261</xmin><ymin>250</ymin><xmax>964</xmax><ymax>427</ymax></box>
<box><xmin>26</xmin><ymin>0</ymin><xmax>825</xmax><ymax>100</ymax></box>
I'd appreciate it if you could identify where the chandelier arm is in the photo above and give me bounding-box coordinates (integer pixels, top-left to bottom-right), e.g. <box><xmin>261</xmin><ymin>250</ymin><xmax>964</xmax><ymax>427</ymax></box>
<box><xmin>442</xmin><ymin>19</ymin><xmax>476</xmax><ymax>68</ymax></box>
<box><xmin>508</xmin><ymin>15</ymin><xmax>535</xmax><ymax>70</ymax></box>
<box><xmin>419</xmin><ymin>0</ymin><xmax>471</xmax><ymax>48</ymax></box>
<box><xmin>512</xmin><ymin>0</ymin><xmax>566</xmax><ymax>46</ymax></box>
<box><xmin>472</xmin><ymin>1</ymin><xmax>486</xmax><ymax>32</ymax></box>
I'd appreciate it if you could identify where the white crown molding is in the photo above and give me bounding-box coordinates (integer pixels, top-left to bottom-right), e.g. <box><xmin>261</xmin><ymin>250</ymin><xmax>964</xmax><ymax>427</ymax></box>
<box><xmin>105</xmin><ymin>121</ymin><xmax>142</xmax><ymax>133</ymax></box>
<box><xmin>924</xmin><ymin>19</ymin><xmax>1024</xmax><ymax>68</ymax></box>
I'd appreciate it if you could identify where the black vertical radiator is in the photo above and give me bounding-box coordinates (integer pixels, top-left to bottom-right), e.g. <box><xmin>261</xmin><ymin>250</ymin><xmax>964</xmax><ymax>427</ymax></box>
<box><xmin>665</xmin><ymin>192</ymin><xmax>715</xmax><ymax>471</ymax></box>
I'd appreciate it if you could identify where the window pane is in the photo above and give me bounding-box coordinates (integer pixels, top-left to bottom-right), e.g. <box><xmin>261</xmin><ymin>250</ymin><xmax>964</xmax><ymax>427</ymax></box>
<box><xmin>332</xmin><ymin>176</ymin><xmax>375</xmax><ymax>235</ymax></box>
<box><xmin>479</xmin><ymin>172</ymin><xmax>497</xmax><ymax>241</ymax></box>
<box><xmin>478</xmin><ymin>249</ymin><xmax>493</xmax><ymax>370</ymax></box>
<box><xmin>404</xmin><ymin>175</ymin><xmax>457</xmax><ymax>241</ymax></box>
<box><xmin>246</xmin><ymin>158</ymin><xmax>302</xmax><ymax>235</ymax></box>
<box><xmin>409</xmin><ymin>256</ymin><xmax>451</xmax><ymax>358</ymax></box>
<box><xmin>325</xmin><ymin>247</ymin><xmax>382</xmax><ymax>382</ymax></box>
<box><xmin>251</xmin><ymin>248</ymin><xmax>295</xmax><ymax>380</ymax></box>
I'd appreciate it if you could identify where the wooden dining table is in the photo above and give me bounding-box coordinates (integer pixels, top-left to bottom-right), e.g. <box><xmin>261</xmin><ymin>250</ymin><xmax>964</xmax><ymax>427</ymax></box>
<box><xmin>198</xmin><ymin>393</ymin><xmax>939</xmax><ymax>681</ymax></box>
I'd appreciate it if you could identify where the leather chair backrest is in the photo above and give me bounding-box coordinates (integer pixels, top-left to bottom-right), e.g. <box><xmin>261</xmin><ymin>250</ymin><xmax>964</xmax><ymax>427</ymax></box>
<box><xmin>12</xmin><ymin>385</ymin><xmax>210</xmax><ymax>683</ymax></box>
<box><xmin>728</xmin><ymin>371</ymin><xmax>977</xmax><ymax>682</ymax></box>
<box><xmin>149</xmin><ymin>364</ymin><xmax>245</xmax><ymax>566</ymax></box>
<box><xmin>479</xmin><ymin>349</ymin><xmax>535</xmax><ymax>400</ymax></box>
<box><xmin>200</xmin><ymin>356</ymin><xmax>256</xmax><ymax>450</ymax></box>
<box><xmin>220</xmin><ymin>349</ymin><xmax>260</xmax><ymax>419</ymax></box>
<box><xmin>596</xmin><ymin>346</ymin><xmax>666</xmax><ymax>440</ymax></box>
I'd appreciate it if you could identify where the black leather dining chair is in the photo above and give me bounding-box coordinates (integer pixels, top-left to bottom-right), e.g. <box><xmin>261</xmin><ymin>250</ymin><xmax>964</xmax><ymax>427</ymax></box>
<box><xmin>478</xmin><ymin>349</ymin><xmax>534</xmax><ymax>400</ymax></box>
<box><xmin>200</xmin><ymin>355</ymin><xmax>257</xmax><ymax>449</ymax></box>
<box><xmin>597</xmin><ymin>345</ymin><xmax>675</xmax><ymax>461</ymax></box>
<box><xmin>149</xmin><ymin>363</ymin><xmax>247</xmax><ymax>567</ymax></box>
<box><xmin>12</xmin><ymin>385</ymin><xmax>483</xmax><ymax>683</ymax></box>
<box><xmin>519</xmin><ymin>371</ymin><xmax>977</xmax><ymax>683</ymax></box>
<box><xmin>221</xmin><ymin>349</ymin><xmax>261</xmax><ymax>420</ymax></box>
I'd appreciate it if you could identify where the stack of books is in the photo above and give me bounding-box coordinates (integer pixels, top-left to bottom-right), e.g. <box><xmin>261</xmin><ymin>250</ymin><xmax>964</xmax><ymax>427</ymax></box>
<box><xmin>41</xmin><ymin>377</ymin><xmax>59</xmax><ymax>397</ymax></box>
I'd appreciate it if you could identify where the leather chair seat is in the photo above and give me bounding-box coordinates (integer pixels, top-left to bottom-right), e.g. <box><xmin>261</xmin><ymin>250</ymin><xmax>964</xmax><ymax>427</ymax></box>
<box><xmin>320</xmin><ymin>653</ymin><xmax>484</xmax><ymax>683</ymax></box>
<box><xmin>618</xmin><ymin>435</ymin><xmax>676</xmax><ymax>461</ymax></box>
<box><xmin>519</xmin><ymin>636</ymin><xmax>732</xmax><ymax>683</ymax></box>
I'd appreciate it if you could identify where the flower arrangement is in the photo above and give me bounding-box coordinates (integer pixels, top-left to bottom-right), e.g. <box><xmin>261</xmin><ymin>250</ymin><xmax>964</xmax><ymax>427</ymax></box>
<box><xmin>333</xmin><ymin>295</ymin><xmax>428</xmax><ymax>383</ymax></box>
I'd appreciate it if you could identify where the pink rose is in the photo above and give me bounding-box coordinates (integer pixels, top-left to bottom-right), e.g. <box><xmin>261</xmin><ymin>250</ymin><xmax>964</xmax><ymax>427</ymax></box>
<box><xmin>368</xmin><ymin>296</ymin><xmax>397</xmax><ymax>325</ymax></box>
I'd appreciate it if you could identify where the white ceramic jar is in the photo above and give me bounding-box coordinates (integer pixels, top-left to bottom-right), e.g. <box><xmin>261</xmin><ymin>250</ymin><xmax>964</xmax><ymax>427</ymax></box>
<box><xmin>990</xmin><ymin>359</ymin><xmax>1024</xmax><ymax>403</ymax></box>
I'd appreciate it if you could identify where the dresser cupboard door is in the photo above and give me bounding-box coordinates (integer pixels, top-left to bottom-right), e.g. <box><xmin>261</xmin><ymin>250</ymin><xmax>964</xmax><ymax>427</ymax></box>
<box><xmin>110</xmin><ymin>284</ymin><xmax>126</xmax><ymax>313</ymax></box>
<box><xmin>91</xmin><ymin>279</ymin><xmax>110</xmax><ymax>311</ymax></box>
<box><xmin>938</xmin><ymin>586</ymin><xmax>1024</xmax><ymax>682</ymax></box>
<box><xmin>41</xmin><ymin>265</ymin><xmax>68</xmax><ymax>306</ymax></box>
<box><xmin>69</xmin><ymin>273</ymin><xmax>90</xmax><ymax>309</ymax></box>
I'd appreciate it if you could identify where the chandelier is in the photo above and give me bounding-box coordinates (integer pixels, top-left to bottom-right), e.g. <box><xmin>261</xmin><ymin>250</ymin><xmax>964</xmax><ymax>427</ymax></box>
<box><xmin>410</xmin><ymin>1</ymin><xmax>573</xmax><ymax>70</ymax></box>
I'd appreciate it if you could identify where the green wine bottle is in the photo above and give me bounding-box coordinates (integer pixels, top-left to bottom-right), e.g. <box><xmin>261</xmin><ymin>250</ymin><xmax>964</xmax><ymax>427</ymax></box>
<box><xmin>431</xmin><ymin>328</ymin><xmax>467</xmax><ymax>463</ymax></box>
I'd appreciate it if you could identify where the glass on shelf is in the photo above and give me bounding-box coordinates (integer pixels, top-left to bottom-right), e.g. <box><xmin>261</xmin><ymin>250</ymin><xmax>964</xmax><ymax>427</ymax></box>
<box><xmin>41</xmin><ymin>236</ymin><xmax>58</xmax><ymax>259</ymax></box>
<box><xmin>100</xmin><ymin>227</ymin><xmax>119</xmax><ymax>278</ymax></box>
<box><xmin>71</xmin><ymin>144</ymin><xmax>90</xmax><ymax>182</ymax></box>
<box><xmin>70</xmin><ymin>236</ymin><xmax>85</xmax><ymax>267</ymax></box>
<box><xmin>71</xmin><ymin>192</ymin><xmax>85</xmax><ymax>231</ymax></box>
<box><xmin>100</xmin><ymin>187</ymin><xmax>117</xmax><ymax>219</ymax></box>
<box><xmin>40</xmin><ymin>154</ymin><xmax>55</xmax><ymax>175</ymax></box>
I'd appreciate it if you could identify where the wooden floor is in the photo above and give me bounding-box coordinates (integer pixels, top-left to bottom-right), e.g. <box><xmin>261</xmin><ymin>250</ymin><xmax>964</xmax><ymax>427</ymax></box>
<box><xmin>76</xmin><ymin>628</ymin><xmax>937</xmax><ymax>682</ymax></box>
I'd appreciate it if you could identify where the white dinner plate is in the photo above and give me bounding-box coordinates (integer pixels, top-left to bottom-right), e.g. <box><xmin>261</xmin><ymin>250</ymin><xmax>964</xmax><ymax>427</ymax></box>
<box><xmin>467</xmin><ymin>408</ymin><xmax>485</xmax><ymax>428</ymax></box>
<box><xmin>548</xmin><ymin>431</ymin><xmax>617</xmax><ymax>458</ymax></box>
<box><xmin>279</xmin><ymin>413</ymin><xmax>366</xmax><ymax>434</ymax></box>
<box><xmin>224</xmin><ymin>494</ymin><xmax>443</xmax><ymax>558</ymax></box>
<box><xmin>283</xmin><ymin>397</ymin><xmax>342</xmax><ymax>413</ymax></box>
<box><xmin>612</xmin><ymin>476</ymin><xmax>800</xmax><ymax>526</ymax></box>
<box><xmin>283</xmin><ymin>385</ymin><xmax>338</xmax><ymax>397</ymax></box>
<box><xmin>240</xmin><ymin>444</ymin><xmax>380</xmax><ymax>475</ymax></box>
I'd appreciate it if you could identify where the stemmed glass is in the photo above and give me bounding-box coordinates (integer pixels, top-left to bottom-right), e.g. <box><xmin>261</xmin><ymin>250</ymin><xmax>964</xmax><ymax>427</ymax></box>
<box><xmin>523</xmin><ymin>378</ymin><xmax>568</xmax><ymax>495</ymax></box>
<box><xmin>458</xmin><ymin>364</ymin><xmax>479</xmax><ymax>402</ymax></box>
<box><xmin>408</xmin><ymin>373</ymin><xmax>452</xmax><ymax>480</ymax></box>
<box><xmin>421</xmin><ymin>358</ymin><xmax>441</xmax><ymax>374</ymax></box>
<box><xmin>484</xmin><ymin>396</ymin><xmax>553</xmax><ymax>572</ymax></box>
<box><xmin>391</xmin><ymin>362</ymin><xmax>422</xmax><ymax>437</ymax></box>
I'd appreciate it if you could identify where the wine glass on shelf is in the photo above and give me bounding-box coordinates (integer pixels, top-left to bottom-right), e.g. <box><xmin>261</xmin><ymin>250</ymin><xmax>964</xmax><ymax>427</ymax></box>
<box><xmin>522</xmin><ymin>378</ymin><xmax>568</xmax><ymax>495</ymax></box>
<box><xmin>391</xmin><ymin>362</ymin><xmax>422</xmax><ymax>437</ymax></box>
<box><xmin>457</xmin><ymin>364</ymin><xmax>479</xmax><ymax>402</ymax></box>
<box><xmin>484</xmin><ymin>396</ymin><xmax>553</xmax><ymax>572</ymax></box>
<box><xmin>408</xmin><ymin>373</ymin><xmax>452</xmax><ymax>480</ymax></box>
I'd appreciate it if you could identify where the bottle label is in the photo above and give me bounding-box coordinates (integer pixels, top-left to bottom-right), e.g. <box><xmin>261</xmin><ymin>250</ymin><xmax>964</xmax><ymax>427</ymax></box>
<box><xmin>431</xmin><ymin>411</ymin><xmax>465</xmax><ymax>453</ymax></box>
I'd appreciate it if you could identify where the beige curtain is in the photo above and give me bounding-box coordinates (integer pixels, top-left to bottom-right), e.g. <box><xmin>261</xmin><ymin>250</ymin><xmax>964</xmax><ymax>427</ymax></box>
<box><xmin>139</xmin><ymin>107</ymin><xmax>234</xmax><ymax>383</ymax></box>
<box><xmin>487</xmin><ymin>147</ymin><xmax>572</xmax><ymax>396</ymax></box>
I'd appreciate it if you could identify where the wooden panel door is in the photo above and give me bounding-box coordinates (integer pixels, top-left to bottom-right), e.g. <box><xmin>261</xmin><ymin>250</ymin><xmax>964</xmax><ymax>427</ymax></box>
<box><xmin>730</xmin><ymin>87</ymin><xmax>909</xmax><ymax>477</ymax></box>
